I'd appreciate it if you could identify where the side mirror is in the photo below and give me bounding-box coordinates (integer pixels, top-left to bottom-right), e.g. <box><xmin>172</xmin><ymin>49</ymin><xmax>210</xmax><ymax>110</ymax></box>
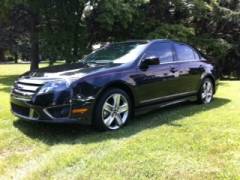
<box><xmin>140</xmin><ymin>56</ymin><xmax>160</xmax><ymax>69</ymax></box>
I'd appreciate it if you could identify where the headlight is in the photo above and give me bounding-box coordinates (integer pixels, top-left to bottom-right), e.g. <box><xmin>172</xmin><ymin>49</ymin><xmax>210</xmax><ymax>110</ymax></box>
<box><xmin>37</xmin><ymin>80</ymin><xmax>69</xmax><ymax>95</ymax></box>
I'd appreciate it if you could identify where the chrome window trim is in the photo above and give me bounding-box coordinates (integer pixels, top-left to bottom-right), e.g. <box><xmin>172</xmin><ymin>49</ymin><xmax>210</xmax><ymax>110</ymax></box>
<box><xmin>160</xmin><ymin>60</ymin><xmax>199</xmax><ymax>65</ymax></box>
<box><xmin>138</xmin><ymin>58</ymin><xmax>199</xmax><ymax>67</ymax></box>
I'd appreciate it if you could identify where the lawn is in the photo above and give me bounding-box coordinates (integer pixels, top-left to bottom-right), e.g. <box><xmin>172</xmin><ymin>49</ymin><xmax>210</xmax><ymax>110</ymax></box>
<box><xmin>0</xmin><ymin>64</ymin><xmax>240</xmax><ymax>179</ymax></box>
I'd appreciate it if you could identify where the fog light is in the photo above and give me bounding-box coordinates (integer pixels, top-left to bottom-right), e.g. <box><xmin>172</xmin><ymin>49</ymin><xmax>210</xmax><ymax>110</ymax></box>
<box><xmin>45</xmin><ymin>105</ymin><xmax>70</xmax><ymax>119</ymax></box>
<box><xmin>72</xmin><ymin>108</ymin><xmax>88</xmax><ymax>114</ymax></box>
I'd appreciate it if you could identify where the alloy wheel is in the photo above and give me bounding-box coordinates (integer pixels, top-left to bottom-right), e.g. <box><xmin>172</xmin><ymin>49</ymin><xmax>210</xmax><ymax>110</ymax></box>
<box><xmin>201</xmin><ymin>80</ymin><xmax>213</xmax><ymax>104</ymax></box>
<box><xmin>102</xmin><ymin>93</ymin><xmax>129</xmax><ymax>130</ymax></box>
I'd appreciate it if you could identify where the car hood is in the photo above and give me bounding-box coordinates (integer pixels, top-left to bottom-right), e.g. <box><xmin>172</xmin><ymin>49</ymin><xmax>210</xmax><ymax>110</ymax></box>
<box><xmin>23</xmin><ymin>62</ymin><xmax>121</xmax><ymax>80</ymax></box>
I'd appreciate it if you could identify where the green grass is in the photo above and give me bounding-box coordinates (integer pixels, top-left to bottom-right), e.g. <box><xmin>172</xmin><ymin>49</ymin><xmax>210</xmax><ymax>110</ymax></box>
<box><xmin>0</xmin><ymin>64</ymin><xmax>240</xmax><ymax>179</ymax></box>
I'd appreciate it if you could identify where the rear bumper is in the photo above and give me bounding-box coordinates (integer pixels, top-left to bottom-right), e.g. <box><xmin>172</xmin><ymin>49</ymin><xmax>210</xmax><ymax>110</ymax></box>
<box><xmin>10</xmin><ymin>95</ymin><xmax>94</xmax><ymax>125</ymax></box>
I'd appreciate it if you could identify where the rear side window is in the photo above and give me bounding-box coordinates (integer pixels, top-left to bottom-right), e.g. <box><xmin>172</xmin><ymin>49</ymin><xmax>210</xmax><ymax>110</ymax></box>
<box><xmin>145</xmin><ymin>42</ymin><xmax>174</xmax><ymax>63</ymax></box>
<box><xmin>193</xmin><ymin>50</ymin><xmax>200</xmax><ymax>60</ymax></box>
<box><xmin>174</xmin><ymin>44</ymin><xmax>195</xmax><ymax>61</ymax></box>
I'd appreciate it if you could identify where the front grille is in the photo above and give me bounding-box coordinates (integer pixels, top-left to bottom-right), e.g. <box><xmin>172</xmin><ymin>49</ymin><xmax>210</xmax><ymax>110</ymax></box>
<box><xmin>11</xmin><ymin>103</ymin><xmax>30</xmax><ymax>117</ymax></box>
<box><xmin>12</xmin><ymin>78</ymin><xmax>45</xmax><ymax>99</ymax></box>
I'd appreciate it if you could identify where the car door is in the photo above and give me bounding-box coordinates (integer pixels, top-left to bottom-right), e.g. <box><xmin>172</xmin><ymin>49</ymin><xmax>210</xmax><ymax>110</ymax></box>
<box><xmin>132</xmin><ymin>42</ymin><xmax>179</xmax><ymax>104</ymax></box>
<box><xmin>173</xmin><ymin>43</ymin><xmax>204</xmax><ymax>94</ymax></box>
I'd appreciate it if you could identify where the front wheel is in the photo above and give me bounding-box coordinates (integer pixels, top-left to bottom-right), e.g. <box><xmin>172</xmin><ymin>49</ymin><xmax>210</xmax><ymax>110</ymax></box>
<box><xmin>198</xmin><ymin>78</ymin><xmax>214</xmax><ymax>104</ymax></box>
<box><xmin>93</xmin><ymin>88</ymin><xmax>132</xmax><ymax>131</ymax></box>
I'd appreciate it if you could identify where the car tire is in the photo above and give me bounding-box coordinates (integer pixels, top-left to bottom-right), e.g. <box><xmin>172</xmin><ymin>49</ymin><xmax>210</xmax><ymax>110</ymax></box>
<box><xmin>197</xmin><ymin>78</ymin><xmax>214</xmax><ymax>104</ymax></box>
<box><xmin>93</xmin><ymin>88</ymin><xmax>132</xmax><ymax>131</ymax></box>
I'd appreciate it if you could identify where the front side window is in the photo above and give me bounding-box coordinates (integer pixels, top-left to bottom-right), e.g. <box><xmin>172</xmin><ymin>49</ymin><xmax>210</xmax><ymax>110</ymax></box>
<box><xmin>174</xmin><ymin>44</ymin><xmax>195</xmax><ymax>61</ymax></box>
<box><xmin>145</xmin><ymin>42</ymin><xmax>174</xmax><ymax>63</ymax></box>
<box><xmin>83</xmin><ymin>42</ymin><xmax>148</xmax><ymax>64</ymax></box>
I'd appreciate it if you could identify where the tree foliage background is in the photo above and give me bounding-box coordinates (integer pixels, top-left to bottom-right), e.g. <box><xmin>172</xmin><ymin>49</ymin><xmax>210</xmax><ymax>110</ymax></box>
<box><xmin>0</xmin><ymin>0</ymin><xmax>239</xmax><ymax>77</ymax></box>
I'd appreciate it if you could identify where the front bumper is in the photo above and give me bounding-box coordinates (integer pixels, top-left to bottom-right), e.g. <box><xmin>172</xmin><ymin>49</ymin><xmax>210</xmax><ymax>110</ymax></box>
<box><xmin>10</xmin><ymin>95</ymin><xmax>94</xmax><ymax>125</ymax></box>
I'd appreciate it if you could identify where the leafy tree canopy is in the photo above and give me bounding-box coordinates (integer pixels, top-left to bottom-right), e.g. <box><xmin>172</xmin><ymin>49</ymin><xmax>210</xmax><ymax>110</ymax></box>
<box><xmin>0</xmin><ymin>0</ymin><xmax>239</xmax><ymax>77</ymax></box>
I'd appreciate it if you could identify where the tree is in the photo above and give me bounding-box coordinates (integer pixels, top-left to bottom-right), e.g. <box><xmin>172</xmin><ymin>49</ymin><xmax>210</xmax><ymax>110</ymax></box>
<box><xmin>0</xmin><ymin>0</ymin><xmax>239</xmax><ymax>76</ymax></box>
<box><xmin>0</xmin><ymin>23</ymin><xmax>8</xmax><ymax>62</ymax></box>
<box><xmin>10</xmin><ymin>3</ymin><xmax>41</xmax><ymax>70</ymax></box>
<box><xmin>0</xmin><ymin>0</ymin><xmax>40</xmax><ymax>69</ymax></box>
<box><xmin>40</xmin><ymin>0</ymin><xmax>90</xmax><ymax>64</ymax></box>
<box><xmin>86</xmin><ymin>0</ymin><xmax>146</xmax><ymax>43</ymax></box>
<box><xmin>0</xmin><ymin>1</ymin><xmax>11</xmax><ymax>62</ymax></box>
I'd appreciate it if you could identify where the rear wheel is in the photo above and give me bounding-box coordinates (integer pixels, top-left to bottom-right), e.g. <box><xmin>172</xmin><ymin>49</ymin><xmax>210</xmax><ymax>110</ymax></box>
<box><xmin>93</xmin><ymin>88</ymin><xmax>132</xmax><ymax>131</ymax></box>
<box><xmin>198</xmin><ymin>78</ymin><xmax>214</xmax><ymax>104</ymax></box>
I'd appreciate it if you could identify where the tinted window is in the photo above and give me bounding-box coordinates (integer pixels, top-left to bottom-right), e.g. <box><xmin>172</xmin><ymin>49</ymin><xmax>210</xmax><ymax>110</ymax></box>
<box><xmin>83</xmin><ymin>42</ymin><xmax>148</xmax><ymax>64</ymax></box>
<box><xmin>193</xmin><ymin>50</ymin><xmax>200</xmax><ymax>60</ymax></box>
<box><xmin>145</xmin><ymin>42</ymin><xmax>173</xmax><ymax>63</ymax></box>
<box><xmin>175</xmin><ymin>44</ymin><xmax>195</xmax><ymax>61</ymax></box>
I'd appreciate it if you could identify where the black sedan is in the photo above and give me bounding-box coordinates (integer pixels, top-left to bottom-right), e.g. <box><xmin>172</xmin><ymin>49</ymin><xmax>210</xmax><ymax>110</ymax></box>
<box><xmin>11</xmin><ymin>39</ymin><xmax>219</xmax><ymax>130</ymax></box>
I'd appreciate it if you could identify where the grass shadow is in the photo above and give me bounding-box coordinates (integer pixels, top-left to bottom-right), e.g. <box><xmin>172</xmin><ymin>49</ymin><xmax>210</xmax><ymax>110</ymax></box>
<box><xmin>13</xmin><ymin>97</ymin><xmax>230</xmax><ymax>145</ymax></box>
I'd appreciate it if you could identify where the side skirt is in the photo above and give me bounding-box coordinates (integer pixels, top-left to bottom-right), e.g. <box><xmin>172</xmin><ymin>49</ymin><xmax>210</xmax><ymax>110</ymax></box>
<box><xmin>135</xmin><ymin>95</ymin><xmax>197</xmax><ymax>116</ymax></box>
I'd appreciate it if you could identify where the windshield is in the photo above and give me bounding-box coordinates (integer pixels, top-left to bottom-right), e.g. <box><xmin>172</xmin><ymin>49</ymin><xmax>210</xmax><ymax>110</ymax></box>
<box><xmin>83</xmin><ymin>42</ymin><xmax>148</xmax><ymax>64</ymax></box>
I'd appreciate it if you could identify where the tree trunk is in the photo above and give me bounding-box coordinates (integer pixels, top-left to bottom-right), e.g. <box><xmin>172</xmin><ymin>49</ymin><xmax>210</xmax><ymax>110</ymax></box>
<box><xmin>30</xmin><ymin>16</ymin><xmax>39</xmax><ymax>71</ymax></box>
<box><xmin>14</xmin><ymin>53</ymin><xmax>18</xmax><ymax>63</ymax></box>
<box><xmin>0</xmin><ymin>49</ymin><xmax>5</xmax><ymax>62</ymax></box>
<box><xmin>72</xmin><ymin>30</ymin><xmax>78</xmax><ymax>63</ymax></box>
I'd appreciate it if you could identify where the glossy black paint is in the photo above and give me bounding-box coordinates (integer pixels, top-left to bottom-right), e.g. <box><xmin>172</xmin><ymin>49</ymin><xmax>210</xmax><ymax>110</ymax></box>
<box><xmin>10</xmin><ymin>39</ymin><xmax>219</xmax><ymax>124</ymax></box>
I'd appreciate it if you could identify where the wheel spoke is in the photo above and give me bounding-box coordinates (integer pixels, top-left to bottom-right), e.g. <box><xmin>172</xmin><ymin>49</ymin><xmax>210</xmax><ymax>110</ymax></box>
<box><xmin>103</xmin><ymin>102</ymin><xmax>113</xmax><ymax>113</ymax></box>
<box><xmin>208</xmin><ymin>87</ymin><xmax>213</xmax><ymax>94</ymax></box>
<box><xmin>207</xmin><ymin>92</ymin><xmax>212</xmax><ymax>98</ymax></box>
<box><xmin>113</xmin><ymin>94</ymin><xmax>121</xmax><ymax>108</ymax></box>
<box><xmin>203</xmin><ymin>83</ymin><xmax>207</xmax><ymax>90</ymax></box>
<box><xmin>115</xmin><ymin>113</ymin><xmax>122</xmax><ymax>126</ymax></box>
<box><xmin>207</xmin><ymin>83</ymin><xmax>211</xmax><ymax>91</ymax></box>
<box><xmin>202</xmin><ymin>92</ymin><xmax>207</xmax><ymax>99</ymax></box>
<box><xmin>118</xmin><ymin>103</ymin><xmax>128</xmax><ymax>114</ymax></box>
<box><xmin>104</xmin><ymin>115</ymin><xmax>115</xmax><ymax>127</ymax></box>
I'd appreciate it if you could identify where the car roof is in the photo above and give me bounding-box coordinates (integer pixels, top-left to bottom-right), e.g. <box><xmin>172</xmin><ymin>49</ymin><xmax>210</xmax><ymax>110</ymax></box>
<box><xmin>110</xmin><ymin>39</ymin><xmax>197</xmax><ymax>51</ymax></box>
<box><xmin>113</xmin><ymin>39</ymin><xmax>180</xmax><ymax>45</ymax></box>
<box><xmin>111</xmin><ymin>40</ymin><xmax>150</xmax><ymax>44</ymax></box>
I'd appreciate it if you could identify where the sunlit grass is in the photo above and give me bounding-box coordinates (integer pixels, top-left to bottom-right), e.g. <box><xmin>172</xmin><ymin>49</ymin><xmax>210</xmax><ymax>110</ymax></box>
<box><xmin>0</xmin><ymin>64</ymin><xmax>240</xmax><ymax>179</ymax></box>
